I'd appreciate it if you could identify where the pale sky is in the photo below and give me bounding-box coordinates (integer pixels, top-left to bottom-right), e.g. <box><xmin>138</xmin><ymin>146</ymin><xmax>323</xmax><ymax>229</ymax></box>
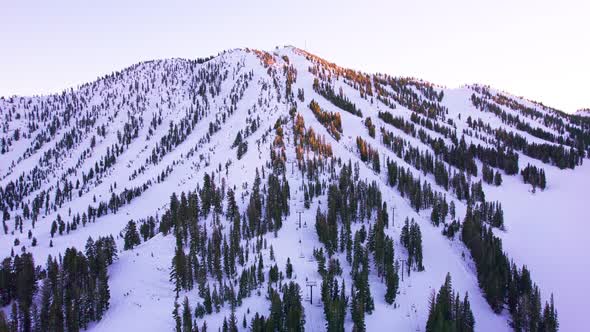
<box><xmin>1</xmin><ymin>0</ymin><xmax>588</xmax><ymax>113</ymax></box>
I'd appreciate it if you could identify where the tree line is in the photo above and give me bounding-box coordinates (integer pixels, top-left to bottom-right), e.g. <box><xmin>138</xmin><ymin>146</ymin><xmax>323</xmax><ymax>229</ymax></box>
<box><xmin>0</xmin><ymin>236</ymin><xmax>116</xmax><ymax>332</ymax></box>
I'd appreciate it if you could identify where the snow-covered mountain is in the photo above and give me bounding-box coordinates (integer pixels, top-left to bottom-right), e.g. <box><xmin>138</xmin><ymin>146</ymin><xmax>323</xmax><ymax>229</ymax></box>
<box><xmin>1</xmin><ymin>46</ymin><xmax>588</xmax><ymax>331</ymax></box>
<box><xmin>576</xmin><ymin>108</ymin><xmax>590</xmax><ymax>117</ymax></box>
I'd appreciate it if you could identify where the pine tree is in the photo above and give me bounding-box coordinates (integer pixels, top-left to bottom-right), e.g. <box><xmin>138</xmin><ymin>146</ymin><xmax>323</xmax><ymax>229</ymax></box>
<box><xmin>426</xmin><ymin>273</ymin><xmax>474</xmax><ymax>332</ymax></box>
<box><xmin>96</xmin><ymin>259</ymin><xmax>111</xmax><ymax>319</ymax></box>
<box><xmin>282</xmin><ymin>282</ymin><xmax>305</xmax><ymax>331</ymax></box>
<box><xmin>31</xmin><ymin>303</ymin><xmax>40</xmax><ymax>332</ymax></box>
<box><xmin>494</xmin><ymin>171</ymin><xmax>503</xmax><ymax>186</ymax></box>
<box><xmin>268</xmin><ymin>289</ymin><xmax>283</xmax><ymax>331</ymax></box>
<box><xmin>10</xmin><ymin>301</ymin><xmax>18</xmax><ymax>332</ymax></box>
<box><xmin>172</xmin><ymin>299</ymin><xmax>181</xmax><ymax>332</ymax></box>
<box><xmin>250</xmin><ymin>312</ymin><xmax>266</xmax><ymax>331</ymax></box>
<box><xmin>198</xmin><ymin>175</ymin><xmax>210</xmax><ymax>217</ymax></box>
<box><xmin>541</xmin><ymin>294</ymin><xmax>559</xmax><ymax>332</ymax></box>
<box><xmin>123</xmin><ymin>220</ymin><xmax>141</xmax><ymax>250</ymax></box>
<box><xmin>228</xmin><ymin>307</ymin><xmax>238</xmax><ymax>332</ymax></box>
<box><xmin>50</xmin><ymin>221</ymin><xmax>57</xmax><ymax>238</ymax></box>
<box><xmin>247</xmin><ymin>170</ymin><xmax>262</xmax><ymax>236</ymax></box>
<box><xmin>286</xmin><ymin>258</ymin><xmax>293</xmax><ymax>279</ymax></box>
<box><xmin>351</xmin><ymin>285</ymin><xmax>365</xmax><ymax>332</ymax></box>
<box><xmin>0</xmin><ymin>311</ymin><xmax>8</xmax><ymax>332</ymax></box>
<box><xmin>384</xmin><ymin>263</ymin><xmax>399</xmax><ymax>305</ymax></box>
<box><xmin>182</xmin><ymin>296</ymin><xmax>192</xmax><ymax>332</ymax></box>
<box><xmin>170</xmin><ymin>244</ymin><xmax>186</xmax><ymax>295</ymax></box>
<box><xmin>203</xmin><ymin>284</ymin><xmax>212</xmax><ymax>314</ymax></box>
<box><xmin>401</xmin><ymin>218</ymin><xmax>424</xmax><ymax>271</ymax></box>
<box><xmin>461</xmin><ymin>293</ymin><xmax>475</xmax><ymax>331</ymax></box>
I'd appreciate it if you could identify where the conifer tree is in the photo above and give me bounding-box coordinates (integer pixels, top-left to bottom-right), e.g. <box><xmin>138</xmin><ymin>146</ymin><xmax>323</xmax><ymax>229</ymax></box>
<box><xmin>282</xmin><ymin>282</ymin><xmax>305</xmax><ymax>331</ymax></box>
<box><xmin>123</xmin><ymin>220</ymin><xmax>141</xmax><ymax>250</ymax></box>
<box><xmin>203</xmin><ymin>284</ymin><xmax>212</xmax><ymax>314</ymax></box>
<box><xmin>200</xmin><ymin>173</ymin><xmax>212</xmax><ymax>217</ymax></box>
<box><xmin>228</xmin><ymin>308</ymin><xmax>238</xmax><ymax>332</ymax></box>
<box><xmin>96</xmin><ymin>258</ymin><xmax>111</xmax><ymax>319</ymax></box>
<box><xmin>172</xmin><ymin>299</ymin><xmax>181</xmax><ymax>332</ymax></box>
<box><xmin>0</xmin><ymin>311</ymin><xmax>8</xmax><ymax>332</ymax></box>
<box><xmin>182</xmin><ymin>296</ymin><xmax>192</xmax><ymax>332</ymax></box>
<box><xmin>286</xmin><ymin>258</ymin><xmax>293</xmax><ymax>279</ymax></box>
<box><xmin>384</xmin><ymin>262</ymin><xmax>399</xmax><ymax>305</ymax></box>
<box><xmin>426</xmin><ymin>273</ymin><xmax>474</xmax><ymax>332</ymax></box>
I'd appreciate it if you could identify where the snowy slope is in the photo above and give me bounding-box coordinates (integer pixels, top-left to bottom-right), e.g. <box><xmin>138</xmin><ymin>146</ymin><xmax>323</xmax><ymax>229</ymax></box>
<box><xmin>1</xmin><ymin>46</ymin><xmax>588</xmax><ymax>331</ymax></box>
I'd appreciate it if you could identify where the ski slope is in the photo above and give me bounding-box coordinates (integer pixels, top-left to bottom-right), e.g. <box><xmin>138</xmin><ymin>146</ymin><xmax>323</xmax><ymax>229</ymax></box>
<box><xmin>0</xmin><ymin>46</ymin><xmax>588</xmax><ymax>331</ymax></box>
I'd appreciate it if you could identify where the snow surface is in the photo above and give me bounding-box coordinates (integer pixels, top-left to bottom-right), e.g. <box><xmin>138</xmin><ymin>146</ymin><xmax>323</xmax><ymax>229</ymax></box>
<box><xmin>487</xmin><ymin>161</ymin><xmax>590</xmax><ymax>332</ymax></box>
<box><xmin>0</xmin><ymin>45</ymin><xmax>587</xmax><ymax>331</ymax></box>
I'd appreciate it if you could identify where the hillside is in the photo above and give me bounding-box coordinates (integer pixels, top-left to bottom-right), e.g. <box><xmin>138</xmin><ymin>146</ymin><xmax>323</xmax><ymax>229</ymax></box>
<box><xmin>1</xmin><ymin>46</ymin><xmax>588</xmax><ymax>331</ymax></box>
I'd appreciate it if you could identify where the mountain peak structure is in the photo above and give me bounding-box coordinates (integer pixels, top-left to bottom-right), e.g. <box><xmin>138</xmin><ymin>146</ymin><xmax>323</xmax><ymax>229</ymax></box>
<box><xmin>0</xmin><ymin>46</ymin><xmax>587</xmax><ymax>331</ymax></box>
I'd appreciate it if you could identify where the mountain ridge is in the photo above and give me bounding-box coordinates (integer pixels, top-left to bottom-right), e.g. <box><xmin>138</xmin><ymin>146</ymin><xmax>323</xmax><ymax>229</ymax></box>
<box><xmin>1</xmin><ymin>45</ymin><xmax>577</xmax><ymax>116</ymax></box>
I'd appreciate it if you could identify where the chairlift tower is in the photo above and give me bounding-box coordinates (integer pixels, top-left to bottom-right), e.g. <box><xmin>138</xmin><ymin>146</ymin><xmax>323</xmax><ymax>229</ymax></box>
<box><xmin>296</xmin><ymin>210</ymin><xmax>303</xmax><ymax>228</ymax></box>
<box><xmin>306</xmin><ymin>280</ymin><xmax>317</xmax><ymax>304</ymax></box>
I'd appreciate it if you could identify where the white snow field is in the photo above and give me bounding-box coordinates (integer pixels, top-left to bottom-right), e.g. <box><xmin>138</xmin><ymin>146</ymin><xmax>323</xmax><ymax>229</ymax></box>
<box><xmin>488</xmin><ymin>161</ymin><xmax>590</xmax><ymax>332</ymax></box>
<box><xmin>0</xmin><ymin>46</ymin><xmax>587</xmax><ymax>331</ymax></box>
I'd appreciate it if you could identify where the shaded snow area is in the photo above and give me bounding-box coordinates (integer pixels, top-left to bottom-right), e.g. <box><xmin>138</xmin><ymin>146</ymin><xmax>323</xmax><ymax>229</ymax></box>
<box><xmin>0</xmin><ymin>46</ymin><xmax>588</xmax><ymax>331</ymax></box>
<box><xmin>488</xmin><ymin>161</ymin><xmax>590</xmax><ymax>332</ymax></box>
